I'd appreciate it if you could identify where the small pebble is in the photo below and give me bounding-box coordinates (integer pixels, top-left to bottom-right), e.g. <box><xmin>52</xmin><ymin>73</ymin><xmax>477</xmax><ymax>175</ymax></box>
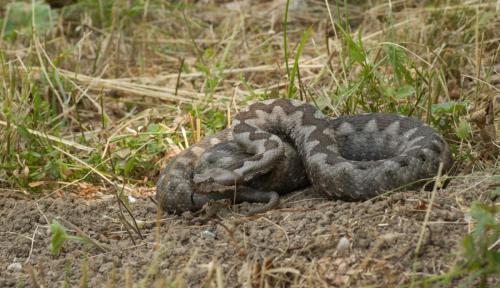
<box><xmin>336</xmin><ymin>237</ymin><xmax>350</xmax><ymax>252</ymax></box>
<box><xmin>7</xmin><ymin>263</ymin><xmax>22</xmax><ymax>272</ymax></box>
<box><xmin>201</xmin><ymin>229</ymin><xmax>217</xmax><ymax>239</ymax></box>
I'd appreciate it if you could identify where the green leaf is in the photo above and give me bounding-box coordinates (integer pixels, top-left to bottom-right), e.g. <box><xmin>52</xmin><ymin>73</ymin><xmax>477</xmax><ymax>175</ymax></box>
<box><xmin>462</xmin><ymin>234</ymin><xmax>475</xmax><ymax>257</ymax></box>
<box><xmin>385</xmin><ymin>44</ymin><xmax>412</xmax><ymax>84</ymax></box>
<box><xmin>494</xmin><ymin>188</ymin><xmax>500</xmax><ymax>196</ymax></box>
<box><xmin>16</xmin><ymin>125</ymin><xmax>32</xmax><ymax>140</ymax></box>
<box><xmin>124</xmin><ymin>157</ymin><xmax>136</xmax><ymax>175</ymax></box>
<box><xmin>50</xmin><ymin>220</ymin><xmax>86</xmax><ymax>255</ymax></box>
<box><xmin>146</xmin><ymin>123</ymin><xmax>161</xmax><ymax>133</ymax></box>
<box><xmin>431</xmin><ymin>101</ymin><xmax>467</xmax><ymax>114</ymax></box>
<box><xmin>50</xmin><ymin>220</ymin><xmax>68</xmax><ymax>255</ymax></box>
<box><xmin>456</xmin><ymin>119</ymin><xmax>472</xmax><ymax>140</ymax></box>
<box><xmin>3</xmin><ymin>1</ymin><xmax>56</xmax><ymax>39</ymax></box>
<box><xmin>394</xmin><ymin>85</ymin><xmax>415</xmax><ymax>99</ymax></box>
<box><xmin>336</xmin><ymin>23</ymin><xmax>366</xmax><ymax>64</ymax></box>
<box><xmin>195</xmin><ymin>63</ymin><xmax>210</xmax><ymax>75</ymax></box>
<box><xmin>287</xmin><ymin>26</ymin><xmax>312</xmax><ymax>98</ymax></box>
<box><xmin>493</xmin><ymin>175</ymin><xmax>500</xmax><ymax>183</ymax></box>
<box><xmin>468</xmin><ymin>202</ymin><xmax>500</xmax><ymax>250</ymax></box>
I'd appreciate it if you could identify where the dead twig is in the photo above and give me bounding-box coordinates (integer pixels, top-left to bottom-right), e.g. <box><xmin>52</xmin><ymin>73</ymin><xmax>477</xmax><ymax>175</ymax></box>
<box><xmin>415</xmin><ymin>162</ymin><xmax>444</xmax><ymax>255</ymax></box>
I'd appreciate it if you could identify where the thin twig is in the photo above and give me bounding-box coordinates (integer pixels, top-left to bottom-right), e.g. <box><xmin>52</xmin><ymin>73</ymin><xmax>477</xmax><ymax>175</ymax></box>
<box><xmin>25</xmin><ymin>225</ymin><xmax>39</xmax><ymax>264</ymax></box>
<box><xmin>415</xmin><ymin>162</ymin><xmax>444</xmax><ymax>255</ymax></box>
<box><xmin>0</xmin><ymin>120</ymin><xmax>94</xmax><ymax>152</ymax></box>
<box><xmin>114</xmin><ymin>186</ymin><xmax>143</xmax><ymax>241</ymax></box>
<box><xmin>214</xmin><ymin>220</ymin><xmax>246</xmax><ymax>256</ymax></box>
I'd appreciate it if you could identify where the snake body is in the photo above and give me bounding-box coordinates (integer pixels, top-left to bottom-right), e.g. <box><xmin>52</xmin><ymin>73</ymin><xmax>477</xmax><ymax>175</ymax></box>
<box><xmin>156</xmin><ymin>129</ymin><xmax>308</xmax><ymax>214</ymax></box>
<box><xmin>156</xmin><ymin>99</ymin><xmax>453</xmax><ymax>214</ymax></box>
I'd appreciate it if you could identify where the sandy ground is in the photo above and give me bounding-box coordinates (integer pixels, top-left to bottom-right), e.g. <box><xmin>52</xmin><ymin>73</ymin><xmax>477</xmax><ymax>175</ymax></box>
<box><xmin>0</xmin><ymin>172</ymin><xmax>497</xmax><ymax>287</ymax></box>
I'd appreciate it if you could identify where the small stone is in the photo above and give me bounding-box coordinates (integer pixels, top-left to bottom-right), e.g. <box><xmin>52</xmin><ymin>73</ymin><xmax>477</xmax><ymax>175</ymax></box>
<box><xmin>336</xmin><ymin>237</ymin><xmax>350</xmax><ymax>252</ymax></box>
<box><xmin>7</xmin><ymin>263</ymin><xmax>22</xmax><ymax>272</ymax></box>
<box><xmin>201</xmin><ymin>229</ymin><xmax>217</xmax><ymax>239</ymax></box>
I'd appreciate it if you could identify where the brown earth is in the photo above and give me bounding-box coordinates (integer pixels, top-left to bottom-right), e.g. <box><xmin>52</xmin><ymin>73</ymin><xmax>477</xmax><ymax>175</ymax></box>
<box><xmin>0</xmin><ymin>173</ymin><xmax>497</xmax><ymax>287</ymax></box>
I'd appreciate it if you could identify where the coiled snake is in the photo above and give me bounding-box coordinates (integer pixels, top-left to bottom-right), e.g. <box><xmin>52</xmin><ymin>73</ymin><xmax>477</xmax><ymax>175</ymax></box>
<box><xmin>156</xmin><ymin>99</ymin><xmax>453</xmax><ymax>214</ymax></box>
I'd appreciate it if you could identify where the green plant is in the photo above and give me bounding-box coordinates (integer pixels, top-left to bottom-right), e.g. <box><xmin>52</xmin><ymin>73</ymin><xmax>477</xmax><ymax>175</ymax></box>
<box><xmin>282</xmin><ymin>0</ymin><xmax>312</xmax><ymax>99</ymax></box>
<box><xmin>421</xmin><ymin>198</ymin><xmax>500</xmax><ymax>287</ymax></box>
<box><xmin>108</xmin><ymin>123</ymin><xmax>169</xmax><ymax>179</ymax></box>
<box><xmin>1</xmin><ymin>1</ymin><xmax>56</xmax><ymax>40</ymax></box>
<box><xmin>50</xmin><ymin>220</ymin><xmax>87</xmax><ymax>255</ymax></box>
<box><xmin>459</xmin><ymin>203</ymin><xmax>500</xmax><ymax>286</ymax></box>
<box><xmin>50</xmin><ymin>219</ymin><xmax>110</xmax><ymax>255</ymax></box>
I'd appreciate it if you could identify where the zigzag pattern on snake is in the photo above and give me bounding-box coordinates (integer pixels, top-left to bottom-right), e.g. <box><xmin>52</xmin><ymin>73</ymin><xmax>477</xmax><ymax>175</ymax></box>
<box><xmin>156</xmin><ymin>99</ymin><xmax>453</xmax><ymax>214</ymax></box>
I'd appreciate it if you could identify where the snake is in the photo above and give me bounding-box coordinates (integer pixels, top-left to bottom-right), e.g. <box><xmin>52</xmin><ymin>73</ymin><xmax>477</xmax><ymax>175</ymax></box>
<box><xmin>156</xmin><ymin>99</ymin><xmax>453</xmax><ymax>214</ymax></box>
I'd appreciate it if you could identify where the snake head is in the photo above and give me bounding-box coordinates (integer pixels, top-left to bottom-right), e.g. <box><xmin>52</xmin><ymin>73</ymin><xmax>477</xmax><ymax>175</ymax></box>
<box><xmin>193</xmin><ymin>168</ymin><xmax>243</xmax><ymax>190</ymax></box>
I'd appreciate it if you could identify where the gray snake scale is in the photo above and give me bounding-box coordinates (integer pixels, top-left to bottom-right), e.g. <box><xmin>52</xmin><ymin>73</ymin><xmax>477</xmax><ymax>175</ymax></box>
<box><xmin>156</xmin><ymin>99</ymin><xmax>453</xmax><ymax>214</ymax></box>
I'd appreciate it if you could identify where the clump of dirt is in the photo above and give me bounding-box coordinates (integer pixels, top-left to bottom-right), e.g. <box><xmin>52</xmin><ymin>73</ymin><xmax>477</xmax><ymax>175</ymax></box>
<box><xmin>0</xmin><ymin>173</ymin><xmax>497</xmax><ymax>287</ymax></box>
